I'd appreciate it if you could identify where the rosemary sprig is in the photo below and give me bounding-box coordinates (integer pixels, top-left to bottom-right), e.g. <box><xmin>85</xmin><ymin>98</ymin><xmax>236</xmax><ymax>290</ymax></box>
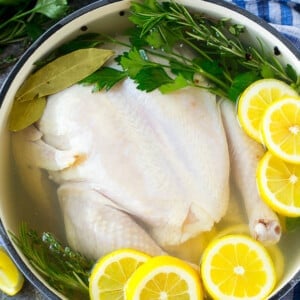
<box><xmin>10</xmin><ymin>223</ymin><xmax>94</xmax><ymax>299</ymax></box>
<box><xmin>112</xmin><ymin>0</ymin><xmax>299</xmax><ymax>99</ymax></box>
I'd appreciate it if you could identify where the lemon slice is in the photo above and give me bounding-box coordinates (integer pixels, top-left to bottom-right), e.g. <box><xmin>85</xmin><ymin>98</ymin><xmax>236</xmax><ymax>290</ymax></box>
<box><xmin>124</xmin><ymin>255</ymin><xmax>203</xmax><ymax>299</ymax></box>
<box><xmin>261</xmin><ymin>97</ymin><xmax>300</xmax><ymax>164</ymax></box>
<box><xmin>214</xmin><ymin>224</ymin><xmax>284</xmax><ymax>281</ymax></box>
<box><xmin>201</xmin><ymin>234</ymin><xmax>276</xmax><ymax>300</ymax></box>
<box><xmin>257</xmin><ymin>151</ymin><xmax>300</xmax><ymax>217</ymax></box>
<box><xmin>89</xmin><ymin>248</ymin><xmax>151</xmax><ymax>300</ymax></box>
<box><xmin>0</xmin><ymin>247</ymin><xmax>24</xmax><ymax>296</ymax></box>
<box><xmin>237</xmin><ymin>79</ymin><xmax>298</xmax><ymax>143</ymax></box>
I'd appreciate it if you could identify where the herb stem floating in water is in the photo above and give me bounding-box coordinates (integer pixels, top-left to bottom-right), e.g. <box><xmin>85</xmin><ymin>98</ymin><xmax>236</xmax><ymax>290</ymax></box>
<box><xmin>11</xmin><ymin>223</ymin><xmax>94</xmax><ymax>299</ymax></box>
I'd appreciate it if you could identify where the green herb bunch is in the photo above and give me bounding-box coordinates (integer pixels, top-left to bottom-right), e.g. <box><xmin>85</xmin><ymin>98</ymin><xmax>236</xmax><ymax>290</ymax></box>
<box><xmin>0</xmin><ymin>0</ymin><xmax>69</xmax><ymax>69</ymax></box>
<box><xmin>82</xmin><ymin>0</ymin><xmax>299</xmax><ymax>101</ymax></box>
<box><xmin>0</xmin><ymin>0</ymin><xmax>69</xmax><ymax>45</ymax></box>
<box><xmin>11</xmin><ymin>223</ymin><xmax>94</xmax><ymax>299</ymax></box>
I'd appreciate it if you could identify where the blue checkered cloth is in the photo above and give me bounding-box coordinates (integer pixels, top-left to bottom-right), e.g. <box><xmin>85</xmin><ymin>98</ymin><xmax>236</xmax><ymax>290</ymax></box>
<box><xmin>224</xmin><ymin>0</ymin><xmax>300</xmax><ymax>51</ymax></box>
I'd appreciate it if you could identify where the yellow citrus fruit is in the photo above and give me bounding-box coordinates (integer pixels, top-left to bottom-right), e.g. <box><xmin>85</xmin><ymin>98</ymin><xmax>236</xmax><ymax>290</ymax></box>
<box><xmin>261</xmin><ymin>97</ymin><xmax>300</xmax><ymax>164</ymax></box>
<box><xmin>89</xmin><ymin>248</ymin><xmax>151</xmax><ymax>300</ymax></box>
<box><xmin>201</xmin><ymin>234</ymin><xmax>276</xmax><ymax>300</ymax></box>
<box><xmin>0</xmin><ymin>247</ymin><xmax>24</xmax><ymax>296</ymax></box>
<box><xmin>257</xmin><ymin>151</ymin><xmax>300</xmax><ymax>217</ymax></box>
<box><xmin>124</xmin><ymin>255</ymin><xmax>203</xmax><ymax>300</ymax></box>
<box><xmin>237</xmin><ymin>79</ymin><xmax>298</xmax><ymax>143</ymax></box>
<box><xmin>213</xmin><ymin>224</ymin><xmax>284</xmax><ymax>282</ymax></box>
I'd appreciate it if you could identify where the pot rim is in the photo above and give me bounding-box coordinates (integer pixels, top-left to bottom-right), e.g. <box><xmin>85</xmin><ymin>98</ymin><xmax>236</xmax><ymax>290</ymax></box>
<box><xmin>0</xmin><ymin>0</ymin><xmax>299</xmax><ymax>298</ymax></box>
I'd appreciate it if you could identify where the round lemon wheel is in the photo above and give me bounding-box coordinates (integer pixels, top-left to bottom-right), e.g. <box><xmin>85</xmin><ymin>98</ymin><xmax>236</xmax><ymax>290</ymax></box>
<box><xmin>237</xmin><ymin>79</ymin><xmax>298</xmax><ymax>143</ymax></box>
<box><xmin>201</xmin><ymin>235</ymin><xmax>276</xmax><ymax>300</ymax></box>
<box><xmin>89</xmin><ymin>248</ymin><xmax>151</xmax><ymax>300</ymax></box>
<box><xmin>124</xmin><ymin>255</ymin><xmax>203</xmax><ymax>300</ymax></box>
<box><xmin>257</xmin><ymin>151</ymin><xmax>300</xmax><ymax>217</ymax></box>
<box><xmin>261</xmin><ymin>97</ymin><xmax>300</xmax><ymax>164</ymax></box>
<box><xmin>0</xmin><ymin>247</ymin><xmax>24</xmax><ymax>296</ymax></box>
<box><xmin>214</xmin><ymin>224</ymin><xmax>284</xmax><ymax>282</ymax></box>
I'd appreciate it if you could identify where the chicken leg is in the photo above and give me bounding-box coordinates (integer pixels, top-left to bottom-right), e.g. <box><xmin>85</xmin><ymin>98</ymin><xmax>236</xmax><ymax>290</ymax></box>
<box><xmin>220</xmin><ymin>100</ymin><xmax>281</xmax><ymax>244</ymax></box>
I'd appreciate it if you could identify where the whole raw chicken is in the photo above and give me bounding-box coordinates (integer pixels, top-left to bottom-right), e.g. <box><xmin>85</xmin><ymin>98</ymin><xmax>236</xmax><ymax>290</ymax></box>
<box><xmin>12</xmin><ymin>78</ymin><xmax>281</xmax><ymax>262</ymax></box>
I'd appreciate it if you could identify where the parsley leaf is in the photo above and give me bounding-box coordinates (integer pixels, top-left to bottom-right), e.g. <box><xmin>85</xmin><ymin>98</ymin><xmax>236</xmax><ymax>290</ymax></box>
<box><xmin>35</xmin><ymin>0</ymin><xmax>68</xmax><ymax>19</ymax></box>
<box><xmin>80</xmin><ymin>67</ymin><xmax>127</xmax><ymax>91</ymax></box>
<box><xmin>169</xmin><ymin>59</ymin><xmax>194</xmax><ymax>82</ymax></box>
<box><xmin>228</xmin><ymin>71</ymin><xmax>260</xmax><ymax>101</ymax></box>
<box><xmin>159</xmin><ymin>74</ymin><xmax>189</xmax><ymax>93</ymax></box>
<box><xmin>127</xmin><ymin>27</ymin><xmax>148</xmax><ymax>48</ymax></box>
<box><xmin>134</xmin><ymin>66</ymin><xmax>173</xmax><ymax>92</ymax></box>
<box><xmin>119</xmin><ymin>48</ymin><xmax>157</xmax><ymax>78</ymax></box>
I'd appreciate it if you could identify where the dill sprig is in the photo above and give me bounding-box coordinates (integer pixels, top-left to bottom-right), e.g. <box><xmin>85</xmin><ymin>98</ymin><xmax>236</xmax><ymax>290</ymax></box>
<box><xmin>10</xmin><ymin>223</ymin><xmax>94</xmax><ymax>299</ymax></box>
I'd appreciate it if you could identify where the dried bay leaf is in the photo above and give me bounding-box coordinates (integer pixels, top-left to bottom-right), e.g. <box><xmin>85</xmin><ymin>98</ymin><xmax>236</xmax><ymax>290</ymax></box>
<box><xmin>16</xmin><ymin>48</ymin><xmax>114</xmax><ymax>102</ymax></box>
<box><xmin>8</xmin><ymin>96</ymin><xmax>46</xmax><ymax>132</ymax></box>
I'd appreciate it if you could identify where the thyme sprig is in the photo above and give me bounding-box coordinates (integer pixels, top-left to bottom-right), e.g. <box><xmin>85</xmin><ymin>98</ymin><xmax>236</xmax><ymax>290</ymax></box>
<box><xmin>11</xmin><ymin>223</ymin><xmax>94</xmax><ymax>299</ymax></box>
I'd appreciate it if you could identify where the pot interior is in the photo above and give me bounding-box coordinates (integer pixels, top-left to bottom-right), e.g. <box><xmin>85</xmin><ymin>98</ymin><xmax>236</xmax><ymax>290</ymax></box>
<box><xmin>0</xmin><ymin>0</ymin><xmax>299</xmax><ymax>298</ymax></box>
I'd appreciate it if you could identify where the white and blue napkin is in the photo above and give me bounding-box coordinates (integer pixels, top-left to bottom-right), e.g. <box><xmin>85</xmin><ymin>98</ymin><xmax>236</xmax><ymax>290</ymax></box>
<box><xmin>224</xmin><ymin>0</ymin><xmax>300</xmax><ymax>50</ymax></box>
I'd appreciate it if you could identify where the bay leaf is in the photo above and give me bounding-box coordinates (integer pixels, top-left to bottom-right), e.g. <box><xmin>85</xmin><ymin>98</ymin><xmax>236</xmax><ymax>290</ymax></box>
<box><xmin>8</xmin><ymin>96</ymin><xmax>46</xmax><ymax>132</ymax></box>
<box><xmin>16</xmin><ymin>48</ymin><xmax>114</xmax><ymax>102</ymax></box>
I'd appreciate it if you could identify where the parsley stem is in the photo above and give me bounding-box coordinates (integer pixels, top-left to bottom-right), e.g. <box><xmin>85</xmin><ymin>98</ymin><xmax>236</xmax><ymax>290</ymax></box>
<box><xmin>0</xmin><ymin>7</ymin><xmax>33</xmax><ymax>30</ymax></box>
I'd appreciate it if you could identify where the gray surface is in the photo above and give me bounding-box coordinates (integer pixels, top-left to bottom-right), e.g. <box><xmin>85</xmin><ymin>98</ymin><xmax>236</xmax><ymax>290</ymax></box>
<box><xmin>0</xmin><ymin>0</ymin><xmax>297</xmax><ymax>299</ymax></box>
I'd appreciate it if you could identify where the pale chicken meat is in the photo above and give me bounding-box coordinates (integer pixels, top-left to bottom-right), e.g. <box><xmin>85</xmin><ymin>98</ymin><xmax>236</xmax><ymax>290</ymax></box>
<box><xmin>220</xmin><ymin>100</ymin><xmax>281</xmax><ymax>244</ymax></box>
<box><xmin>12</xmin><ymin>79</ymin><xmax>230</xmax><ymax>260</ymax></box>
<box><xmin>11</xmin><ymin>79</ymin><xmax>281</xmax><ymax>262</ymax></box>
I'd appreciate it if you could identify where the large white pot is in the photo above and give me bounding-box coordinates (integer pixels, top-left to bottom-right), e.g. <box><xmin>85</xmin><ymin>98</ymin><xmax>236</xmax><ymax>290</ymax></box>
<box><xmin>0</xmin><ymin>0</ymin><xmax>299</xmax><ymax>298</ymax></box>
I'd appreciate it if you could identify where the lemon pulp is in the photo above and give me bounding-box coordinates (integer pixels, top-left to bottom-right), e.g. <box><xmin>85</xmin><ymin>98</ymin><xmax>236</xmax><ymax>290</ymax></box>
<box><xmin>125</xmin><ymin>255</ymin><xmax>203</xmax><ymax>300</ymax></box>
<box><xmin>261</xmin><ymin>97</ymin><xmax>300</xmax><ymax>164</ymax></box>
<box><xmin>257</xmin><ymin>151</ymin><xmax>300</xmax><ymax>217</ymax></box>
<box><xmin>201</xmin><ymin>234</ymin><xmax>276</xmax><ymax>300</ymax></box>
<box><xmin>237</xmin><ymin>79</ymin><xmax>298</xmax><ymax>143</ymax></box>
<box><xmin>89</xmin><ymin>248</ymin><xmax>151</xmax><ymax>300</ymax></box>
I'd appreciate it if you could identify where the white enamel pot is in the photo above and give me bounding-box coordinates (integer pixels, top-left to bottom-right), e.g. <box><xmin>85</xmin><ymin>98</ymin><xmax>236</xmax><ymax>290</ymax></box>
<box><xmin>0</xmin><ymin>0</ymin><xmax>299</xmax><ymax>298</ymax></box>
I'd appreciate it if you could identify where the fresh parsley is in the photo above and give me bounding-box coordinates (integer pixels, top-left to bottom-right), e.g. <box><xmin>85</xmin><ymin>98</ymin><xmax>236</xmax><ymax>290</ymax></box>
<box><xmin>0</xmin><ymin>0</ymin><xmax>69</xmax><ymax>69</ymax></box>
<box><xmin>81</xmin><ymin>0</ymin><xmax>299</xmax><ymax>100</ymax></box>
<box><xmin>0</xmin><ymin>0</ymin><xmax>69</xmax><ymax>45</ymax></box>
<box><xmin>80</xmin><ymin>67</ymin><xmax>127</xmax><ymax>91</ymax></box>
